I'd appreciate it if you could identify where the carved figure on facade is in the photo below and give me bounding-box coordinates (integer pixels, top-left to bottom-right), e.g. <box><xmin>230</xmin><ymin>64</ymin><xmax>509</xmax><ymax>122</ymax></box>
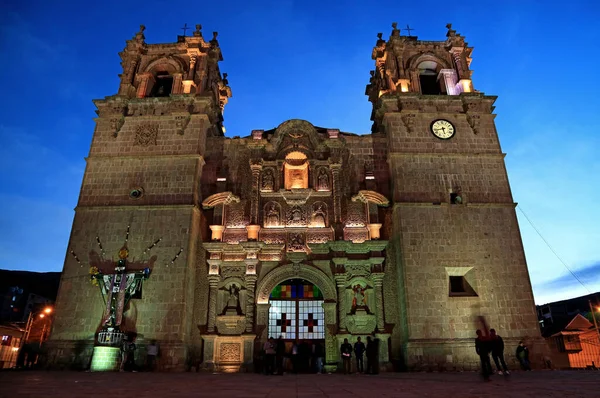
<box><xmin>317</xmin><ymin>168</ymin><xmax>330</xmax><ymax>191</ymax></box>
<box><xmin>311</xmin><ymin>203</ymin><xmax>327</xmax><ymax>228</ymax></box>
<box><xmin>261</xmin><ymin>169</ymin><xmax>275</xmax><ymax>191</ymax></box>
<box><xmin>286</xmin><ymin>205</ymin><xmax>307</xmax><ymax>227</ymax></box>
<box><xmin>288</xmin><ymin>233</ymin><xmax>305</xmax><ymax>252</ymax></box>
<box><xmin>220</xmin><ymin>283</ymin><xmax>243</xmax><ymax>316</ymax></box>
<box><xmin>264</xmin><ymin>203</ymin><xmax>281</xmax><ymax>227</ymax></box>
<box><xmin>351</xmin><ymin>284</ymin><xmax>368</xmax><ymax>311</ymax></box>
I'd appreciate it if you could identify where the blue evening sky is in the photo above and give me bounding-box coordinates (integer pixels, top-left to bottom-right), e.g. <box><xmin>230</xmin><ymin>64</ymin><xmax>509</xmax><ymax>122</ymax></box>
<box><xmin>0</xmin><ymin>1</ymin><xmax>598</xmax><ymax>305</ymax></box>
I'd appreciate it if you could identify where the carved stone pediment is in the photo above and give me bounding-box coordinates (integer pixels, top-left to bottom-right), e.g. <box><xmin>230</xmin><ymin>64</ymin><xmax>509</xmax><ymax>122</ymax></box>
<box><xmin>215</xmin><ymin>315</ymin><xmax>246</xmax><ymax>335</ymax></box>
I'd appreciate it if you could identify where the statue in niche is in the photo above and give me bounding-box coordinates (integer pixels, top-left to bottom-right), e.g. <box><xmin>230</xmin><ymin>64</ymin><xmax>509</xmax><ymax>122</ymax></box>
<box><xmin>265</xmin><ymin>204</ymin><xmax>280</xmax><ymax>227</ymax></box>
<box><xmin>261</xmin><ymin>169</ymin><xmax>274</xmax><ymax>191</ymax></box>
<box><xmin>351</xmin><ymin>284</ymin><xmax>369</xmax><ymax>313</ymax></box>
<box><xmin>221</xmin><ymin>284</ymin><xmax>241</xmax><ymax>315</ymax></box>
<box><xmin>317</xmin><ymin>168</ymin><xmax>330</xmax><ymax>191</ymax></box>
<box><xmin>290</xmin><ymin>207</ymin><xmax>302</xmax><ymax>222</ymax></box>
<box><xmin>312</xmin><ymin>205</ymin><xmax>326</xmax><ymax>228</ymax></box>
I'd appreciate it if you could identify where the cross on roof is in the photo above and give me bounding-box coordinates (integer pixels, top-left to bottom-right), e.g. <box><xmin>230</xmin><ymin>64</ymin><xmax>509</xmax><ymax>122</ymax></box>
<box><xmin>405</xmin><ymin>25</ymin><xmax>414</xmax><ymax>36</ymax></box>
<box><xmin>181</xmin><ymin>23</ymin><xmax>190</xmax><ymax>36</ymax></box>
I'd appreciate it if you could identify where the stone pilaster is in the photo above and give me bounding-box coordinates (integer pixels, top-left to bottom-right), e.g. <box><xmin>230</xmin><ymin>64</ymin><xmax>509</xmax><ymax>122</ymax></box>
<box><xmin>171</xmin><ymin>73</ymin><xmax>183</xmax><ymax>94</ymax></box>
<box><xmin>334</xmin><ymin>274</ymin><xmax>347</xmax><ymax>332</ymax></box>
<box><xmin>136</xmin><ymin>72</ymin><xmax>154</xmax><ymax>98</ymax></box>
<box><xmin>330</xmin><ymin>163</ymin><xmax>342</xmax><ymax>223</ymax></box>
<box><xmin>207</xmin><ymin>275</ymin><xmax>220</xmax><ymax>333</ymax></box>
<box><xmin>371</xmin><ymin>273</ymin><xmax>385</xmax><ymax>331</ymax></box>
<box><xmin>250</xmin><ymin>163</ymin><xmax>262</xmax><ymax>224</ymax></box>
<box><xmin>244</xmin><ymin>258</ymin><xmax>258</xmax><ymax>333</ymax></box>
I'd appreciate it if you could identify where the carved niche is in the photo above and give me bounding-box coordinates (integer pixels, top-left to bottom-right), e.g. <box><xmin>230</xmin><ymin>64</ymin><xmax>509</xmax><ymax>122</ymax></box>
<box><xmin>263</xmin><ymin>202</ymin><xmax>282</xmax><ymax>228</ymax></box>
<box><xmin>286</xmin><ymin>205</ymin><xmax>307</xmax><ymax>227</ymax></box>
<box><xmin>261</xmin><ymin>168</ymin><xmax>275</xmax><ymax>192</ymax></box>
<box><xmin>310</xmin><ymin>202</ymin><xmax>328</xmax><ymax>228</ymax></box>
<box><xmin>316</xmin><ymin>167</ymin><xmax>330</xmax><ymax>191</ymax></box>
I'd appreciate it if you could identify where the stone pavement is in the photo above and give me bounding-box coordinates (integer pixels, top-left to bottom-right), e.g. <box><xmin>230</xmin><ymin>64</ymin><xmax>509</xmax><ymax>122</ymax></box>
<box><xmin>0</xmin><ymin>370</ymin><xmax>598</xmax><ymax>398</ymax></box>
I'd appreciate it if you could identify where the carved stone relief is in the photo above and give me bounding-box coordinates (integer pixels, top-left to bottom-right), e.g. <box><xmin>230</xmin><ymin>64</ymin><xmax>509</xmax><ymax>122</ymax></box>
<box><xmin>220</xmin><ymin>266</ymin><xmax>245</xmax><ymax>279</ymax></box>
<box><xmin>287</xmin><ymin>232</ymin><xmax>306</xmax><ymax>252</ymax></box>
<box><xmin>226</xmin><ymin>202</ymin><xmax>249</xmax><ymax>228</ymax></box>
<box><xmin>134</xmin><ymin>123</ymin><xmax>159</xmax><ymax>146</ymax></box>
<box><xmin>259</xmin><ymin>229</ymin><xmax>286</xmax><ymax>245</ymax></box>
<box><xmin>286</xmin><ymin>205</ymin><xmax>307</xmax><ymax>227</ymax></box>
<box><xmin>222</xmin><ymin>229</ymin><xmax>247</xmax><ymax>244</ymax></box>
<box><xmin>261</xmin><ymin>168</ymin><xmax>275</xmax><ymax>191</ymax></box>
<box><xmin>316</xmin><ymin>168</ymin><xmax>330</xmax><ymax>191</ymax></box>
<box><xmin>306</xmin><ymin>229</ymin><xmax>334</xmax><ymax>244</ymax></box>
<box><xmin>345</xmin><ymin>201</ymin><xmax>366</xmax><ymax>227</ymax></box>
<box><xmin>310</xmin><ymin>202</ymin><xmax>328</xmax><ymax>228</ymax></box>
<box><xmin>263</xmin><ymin>202</ymin><xmax>281</xmax><ymax>228</ymax></box>
<box><xmin>220</xmin><ymin>343</ymin><xmax>241</xmax><ymax>362</ymax></box>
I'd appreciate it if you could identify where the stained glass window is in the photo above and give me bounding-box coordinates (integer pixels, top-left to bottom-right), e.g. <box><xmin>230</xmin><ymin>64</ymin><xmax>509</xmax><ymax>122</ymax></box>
<box><xmin>268</xmin><ymin>279</ymin><xmax>325</xmax><ymax>340</ymax></box>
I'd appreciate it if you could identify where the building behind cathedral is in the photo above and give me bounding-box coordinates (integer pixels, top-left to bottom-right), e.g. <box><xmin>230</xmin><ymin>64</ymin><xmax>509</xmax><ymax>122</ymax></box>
<box><xmin>47</xmin><ymin>23</ymin><xmax>545</xmax><ymax>371</ymax></box>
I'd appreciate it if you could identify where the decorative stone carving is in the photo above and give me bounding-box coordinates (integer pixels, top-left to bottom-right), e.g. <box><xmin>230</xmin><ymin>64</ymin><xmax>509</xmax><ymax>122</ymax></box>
<box><xmin>264</xmin><ymin>202</ymin><xmax>281</xmax><ymax>227</ymax></box>
<box><xmin>311</xmin><ymin>202</ymin><xmax>327</xmax><ymax>228</ymax></box>
<box><xmin>287</xmin><ymin>232</ymin><xmax>306</xmax><ymax>252</ymax></box>
<box><xmin>226</xmin><ymin>202</ymin><xmax>249</xmax><ymax>228</ymax></box>
<box><xmin>261</xmin><ymin>168</ymin><xmax>275</xmax><ymax>191</ymax></box>
<box><xmin>220</xmin><ymin>266</ymin><xmax>245</xmax><ymax>279</ymax></box>
<box><xmin>346</xmin><ymin>310</ymin><xmax>377</xmax><ymax>334</ymax></box>
<box><xmin>110</xmin><ymin>116</ymin><xmax>125</xmax><ymax>138</ymax></box>
<box><xmin>306</xmin><ymin>229</ymin><xmax>334</xmax><ymax>244</ymax></box>
<box><xmin>351</xmin><ymin>283</ymin><xmax>370</xmax><ymax>312</ymax></box>
<box><xmin>286</xmin><ymin>205</ymin><xmax>307</xmax><ymax>227</ymax></box>
<box><xmin>467</xmin><ymin>114</ymin><xmax>481</xmax><ymax>134</ymax></box>
<box><xmin>345</xmin><ymin>201</ymin><xmax>366</xmax><ymax>227</ymax></box>
<box><xmin>317</xmin><ymin>168</ymin><xmax>330</xmax><ymax>191</ymax></box>
<box><xmin>259</xmin><ymin>229</ymin><xmax>286</xmax><ymax>244</ymax></box>
<box><xmin>220</xmin><ymin>343</ymin><xmax>241</xmax><ymax>362</ymax></box>
<box><xmin>222</xmin><ymin>229</ymin><xmax>247</xmax><ymax>244</ymax></box>
<box><xmin>175</xmin><ymin>115</ymin><xmax>191</xmax><ymax>135</ymax></box>
<box><xmin>401</xmin><ymin>113</ymin><xmax>416</xmax><ymax>134</ymax></box>
<box><xmin>215</xmin><ymin>315</ymin><xmax>246</xmax><ymax>335</ymax></box>
<box><xmin>134</xmin><ymin>123</ymin><xmax>159</xmax><ymax>146</ymax></box>
<box><xmin>345</xmin><ymin>263</ymin><xmax>371</xmax><ymax>278</ymax></box>
<box><xmin>343</xmin><ymin>227</ymin><xmax>369</xmax><ymax>243</ymax></box>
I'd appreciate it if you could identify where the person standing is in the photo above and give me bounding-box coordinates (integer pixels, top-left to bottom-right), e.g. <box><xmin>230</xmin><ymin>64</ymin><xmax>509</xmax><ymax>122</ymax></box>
<box><xmin>475</xmin><ymin>329</ymin><xmax>493</xmax><ymax>381</ymax></box>
<box><xmin>146</xmin><ymin>340</ymin><xmax>158</xmax><ymax>371</ymax></box>
<box><xmin>489</xmin><ymin>329</ymin><xmax>509</xmax><ymax>375</ymax></box>
<box><xmin>340</xmin><ymin>338</ymin><xmax>352</xmax><ymax>374</ymax></box>
<box><xmin>516</xmin><ymin>341</ymin><xmax>531</xmax><ymax>371</ymax></box>
<box><xmin>314</xmin><ymin>341</ymin><xmax>325</xmax><ymax>374</ymax></box>
<box><xmin>263</xmin><ymin>337</ymin><xmax>276</xmax><ymax>375</ymax></box>
<box><xmin>275</xmin><ymin>336</ymin><xmax>285</xmax><ymax>375</ymax></box>
<box><xmin>354</xmin><ymin>337</ymin><xmax>365</xmax><ymax>373</ymax></box>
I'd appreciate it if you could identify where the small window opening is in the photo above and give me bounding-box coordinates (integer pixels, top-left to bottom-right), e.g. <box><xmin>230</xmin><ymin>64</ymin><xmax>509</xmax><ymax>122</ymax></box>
<box><xmin>420</xmin><ymin>72</ymin><xmax>442</xmax><ymax>95</ymax></box>
<box><xmin>449</xmin><ymin>276</ymin><xmax>477</xmax><ymax>297</ymax></box>
<box><xmin>450</xmin><ymin>193</ymin><xmax>462</xmax><ymax>204</ymax></box>
<box><xmin>151</xmin><ymin>72</ymin><xmax>173</xmax><ymax>97</ymax></box>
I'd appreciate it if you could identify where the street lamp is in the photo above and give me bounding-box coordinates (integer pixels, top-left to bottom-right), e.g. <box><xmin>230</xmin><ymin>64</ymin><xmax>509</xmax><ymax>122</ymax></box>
<box><xmin>22</xmin><ymin>306</ymin><xmax>53</xmax><ymax>346</ymax></box>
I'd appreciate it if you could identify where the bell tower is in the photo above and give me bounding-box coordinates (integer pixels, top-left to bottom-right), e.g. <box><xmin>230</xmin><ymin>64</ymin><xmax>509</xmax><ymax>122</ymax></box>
<box><xmin>369</xmin><ymin>23</ymin><xmax>546</xmax><ymax>369</ymax></box>
<box><xmin>47</xmin><ymin>24</ymin><xmax>231</xmax><ymax>370</ymax></box>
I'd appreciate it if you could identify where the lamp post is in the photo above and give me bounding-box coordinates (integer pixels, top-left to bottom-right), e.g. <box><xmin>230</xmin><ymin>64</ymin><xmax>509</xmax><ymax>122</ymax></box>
<box><xmin>21</xmin><ymin>307</ymin><xmax>53</xmax><ymax>348</ymax></box>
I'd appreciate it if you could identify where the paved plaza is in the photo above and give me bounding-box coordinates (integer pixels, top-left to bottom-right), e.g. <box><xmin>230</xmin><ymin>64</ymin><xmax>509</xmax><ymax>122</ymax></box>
<box><xmin>0</xmin><ymin>370</ymin><xmax>598</xmax><ymax>398</ymax></box>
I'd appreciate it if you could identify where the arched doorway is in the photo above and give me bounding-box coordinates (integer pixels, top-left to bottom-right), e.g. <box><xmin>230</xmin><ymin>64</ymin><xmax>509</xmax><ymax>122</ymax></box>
<box><xmin>267</xmin><ymin>279</ymin><xmax>325</xmax><ymax>373</ymax></box>
<box><xmin>268</xmin><ymin>279</ymin><xmax>325</xmax><ymax>340</ymax></box>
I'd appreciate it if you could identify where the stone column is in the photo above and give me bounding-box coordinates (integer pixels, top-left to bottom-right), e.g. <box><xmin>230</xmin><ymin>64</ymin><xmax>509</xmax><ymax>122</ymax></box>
<box><xmin>136</xmin><ymin>72</ymin><xmax>154</xmax><ymax>98</ymax></box>
<box><xmin>371</xmin><ymin>273</ymin><xmax>385</xmax><ymax>331</ymax></box>
<box><xmin>207</xmin><ymin>274</ymin><xmax>220</xmax><ymax>333</ymax></box>
<box><xmin>244</xmin><ymin>258</ymin><xmax>258</xmax><ymax>333</ymax></box>
<box><xmin>250</xmin><ymin>163</ymin><xmax>262</xmax><ymax>225</ymax></box>
<box><xmin>171</xmin><ymin>73</ymin><xmax>183</xmax><ymax>94</ymax></box>
<box><xmin>334</xmin><ymin>275</ymin><xmax>347</xmax><ymax>332</ymax></box>
<box><xmin>330</xmin><ymin>164</ymin><xmax>342</xmax><ymax>223</ymax></box>
<box><xmin>438</xmin><ymin>69</ymin><xmax>458</xmax><ymax>95</ymax></box>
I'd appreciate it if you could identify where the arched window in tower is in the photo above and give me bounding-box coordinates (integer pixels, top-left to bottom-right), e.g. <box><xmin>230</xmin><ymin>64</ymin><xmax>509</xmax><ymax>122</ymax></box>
<box><xmin>150</xmin><ymin>71</ymin><xmax>174</xmax><ymax>97</ymax></box>
<box><xmin>418</xmin><ymin>61</ymin><xmax>443</xmax><ymax>95</ymax></box>
<box><xmin>284</xmin><ymin>151</ymin><xmax>309</xmax><ymax>189</ymax></box>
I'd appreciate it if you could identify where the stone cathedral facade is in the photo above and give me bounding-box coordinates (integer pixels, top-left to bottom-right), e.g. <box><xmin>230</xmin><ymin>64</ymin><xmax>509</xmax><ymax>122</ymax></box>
<box><xmin>47</xmin><ymin>23</ymin><xmax>545</xmax><ymax>372</ymax></box>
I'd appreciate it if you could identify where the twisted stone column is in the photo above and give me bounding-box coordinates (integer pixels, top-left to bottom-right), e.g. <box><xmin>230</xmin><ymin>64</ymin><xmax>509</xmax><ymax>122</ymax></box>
<box><xmin>371</xmin><ymin>273</ymin><xmax>385</xmax><ymax>331</ymax></box>
<box><xmin>207</xmin><ymin>275</ymin><xmax>220</xmax><ymax>333</ymax></box>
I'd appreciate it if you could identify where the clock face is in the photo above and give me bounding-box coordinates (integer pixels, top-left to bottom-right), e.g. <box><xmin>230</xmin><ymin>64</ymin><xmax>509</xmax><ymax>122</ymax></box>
<box><xmin>431</xmin><ymin>119</ymin><xmax>455</xmax><ymax>140</ymax></box>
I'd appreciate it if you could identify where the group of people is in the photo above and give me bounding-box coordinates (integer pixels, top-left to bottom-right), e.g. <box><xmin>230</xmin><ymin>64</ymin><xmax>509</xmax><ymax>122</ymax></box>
<box><xmin>475</xmin><ymin>328</ymin><xmax>531</xmax><ymax>381</ymax></box>
<box><xmin>262</xmin><ymin>337</ymin><xmax>325</xmax><ymax>375</ymax></box>
<box><xmin>340</xmin><ymin>336</ymin><xmax>380</xmax><ymax>375</ymax></box>
<box><xmin>119</xmin><ymin>336</ymin><xmax>159</xmax><ymax>372</ymax></box>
